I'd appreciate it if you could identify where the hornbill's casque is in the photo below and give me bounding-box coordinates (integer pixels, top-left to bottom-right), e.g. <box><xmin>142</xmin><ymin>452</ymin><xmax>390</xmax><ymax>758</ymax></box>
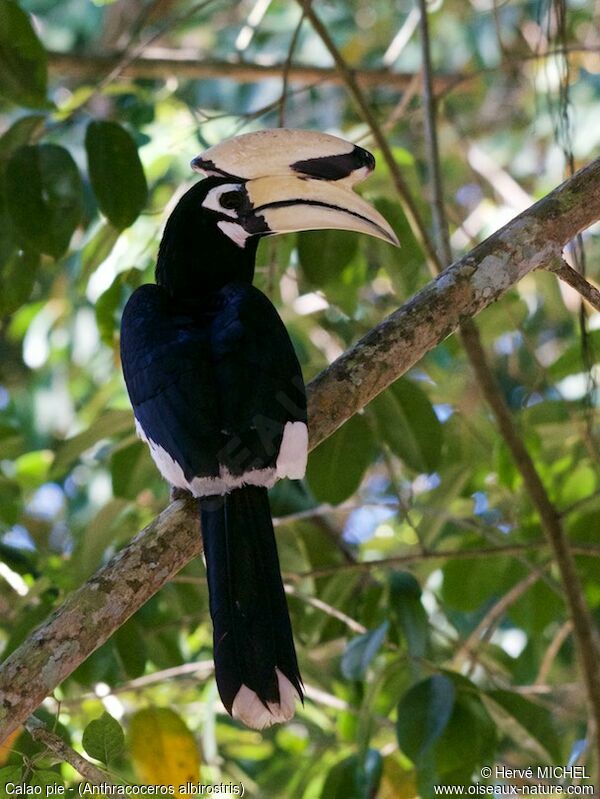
<box><xmin>120</xmin><ymin>129</ymin><xmax>398</xmax><ymax>730</ymax></box>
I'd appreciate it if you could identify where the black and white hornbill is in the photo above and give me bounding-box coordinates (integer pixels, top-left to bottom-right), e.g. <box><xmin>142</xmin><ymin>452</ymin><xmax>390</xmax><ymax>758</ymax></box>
<box><xmin>120</xmin><ymin>129</ymin><xmax>398</xmax><ymax>729</ymax></box>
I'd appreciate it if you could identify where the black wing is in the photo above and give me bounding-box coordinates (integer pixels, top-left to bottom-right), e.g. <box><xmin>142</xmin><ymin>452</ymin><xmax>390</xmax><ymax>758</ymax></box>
<box><xmin>120</xmin><ymin>281</ymin><xmax>306</xmax><ymax>485</ymax></box>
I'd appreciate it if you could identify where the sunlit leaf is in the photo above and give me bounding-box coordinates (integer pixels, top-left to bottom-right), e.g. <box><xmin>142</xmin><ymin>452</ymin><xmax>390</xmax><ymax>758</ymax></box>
<box><xmin>129</xmin><ymin>708</ymin><xmax>200</xmax><ymax>795</ymax></box>
<box><xmin>548</xmin><ymin>330</ymin><xmax>600</xmax><ymax>380</ymax></box>
<box><xmin>30</xmin><ymin>771</ymin><xmax>63</xmax><ymax>791</ymax></box>
<box><xmin>82</xmin><ymin>712</ymin><xmax>125</xmax><ymax>765</ymax></box>
<box><xmin>0</xmin><ymin>765</ymin><xmax>22</xmax><ymax>791</ymax></box>
<box><xmin>80</xmin><ymin>222</ymin><xmax>121</xmax><ymax>284</ymax></box>
<box><xmin>51</xmin><ymin>409</ymin><xmax>134</xmax><ymax>478</ymax></box>
<box><xmin>13</xmin><ymin>449</ymin><xmax>53</xmax><ymax>489</ymax></box>
<box><xmin>95</xmin><ymin>267</ymin><xmax>143</xmax><ymax>346</ymax></box>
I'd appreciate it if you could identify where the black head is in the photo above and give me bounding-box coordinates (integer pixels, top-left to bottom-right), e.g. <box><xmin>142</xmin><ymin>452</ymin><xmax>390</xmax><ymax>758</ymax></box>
<box><xmin>156</xmin><ymin>133</ymin><xmax>399</xmax><ymax>299</ymax></box>
<box><xmin>156</xmin><ymin>176</ymin><xmax>267</xmax><ymax>298</ymax></box>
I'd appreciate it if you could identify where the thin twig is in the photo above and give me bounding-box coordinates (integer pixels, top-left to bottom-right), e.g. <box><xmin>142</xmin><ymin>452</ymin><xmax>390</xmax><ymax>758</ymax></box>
<box><xmin>547</xmin><ymin>257</ymin><xmax>600</xmax><ymax>313</ymax></box>
<box><xmin>278</xmin><ymin>11</ymin><xmax>305</xmax><ymax>126</ymax></box>
<box><xmin>47</xmin><ymin>50</ymin><xmax>450</xmax><ymax>92</ymax></box>
<box><xmin>284</xmin><ymin>584</ymin><xmax>368</xmax><ymax>634</ymax></box>
<box><xmin>285</xmin><ymin>542</ymin><xmax>600</xmax><ymax>582</ymax></box>
<box><xmin>536</xmin><ymin>620</ymin><xmax>573</xmax><ymax>685</ymax></box>
<box><xmin>452</xmin><ymin>571</ymin><xmax>542</xmax><ymax>671</ymax></box>
<box><xmin>24</xmin><ymin>716</ymin><xmax>115</xmax><ymax>786</ymax></box>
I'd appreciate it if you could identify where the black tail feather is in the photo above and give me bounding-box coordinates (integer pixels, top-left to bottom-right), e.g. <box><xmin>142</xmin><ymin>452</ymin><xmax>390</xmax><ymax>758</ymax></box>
<box><xmin>200</xmin><ymin>486</ymin><xmax>303</xmax><ymax>723</ymax></box>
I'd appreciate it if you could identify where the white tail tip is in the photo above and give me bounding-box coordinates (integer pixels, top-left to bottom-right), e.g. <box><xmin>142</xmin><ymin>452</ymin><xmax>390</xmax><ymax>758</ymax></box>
<box><xmin>231</xmin><ymin>669</ymin><xmax>299</xmax><ymax>730</ymax></box>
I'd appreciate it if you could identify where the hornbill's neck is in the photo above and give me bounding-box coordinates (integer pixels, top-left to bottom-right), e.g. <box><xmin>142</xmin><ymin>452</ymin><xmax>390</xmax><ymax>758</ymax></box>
<box><xmin>155</xmin><ymin>181</ymin><xmax>259</xmax><ymax>298</ymax></box>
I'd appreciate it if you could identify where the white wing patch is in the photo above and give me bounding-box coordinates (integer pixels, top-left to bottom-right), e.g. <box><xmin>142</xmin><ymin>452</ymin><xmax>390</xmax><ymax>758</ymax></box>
<box><xmin>135</xmin><ymin>418</ymin><xmax>276</xmax><ymax>496</ymax></box>
<box><xmin>276</xmin><ymin>421</ymin><xmax>308</xmax><ymax>480</ymax></box>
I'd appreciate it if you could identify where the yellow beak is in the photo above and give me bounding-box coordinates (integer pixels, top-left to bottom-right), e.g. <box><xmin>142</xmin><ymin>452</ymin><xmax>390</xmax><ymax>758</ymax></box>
<box><xmin>191</xmin><ymin>129</ymin><xmax>399</xmax><ymax>247</ymax></box>
<box><xmin>244</xmin><ymin>175</ymin><xmax>399</xmax><ymax>246</ymax></box>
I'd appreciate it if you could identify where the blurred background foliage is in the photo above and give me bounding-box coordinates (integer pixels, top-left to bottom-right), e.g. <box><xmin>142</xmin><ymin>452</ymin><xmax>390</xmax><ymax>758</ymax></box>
<box><xmin>0</xmin><ymin>0</ymin><xmax>599</xmax><ymax>796</ymax></box>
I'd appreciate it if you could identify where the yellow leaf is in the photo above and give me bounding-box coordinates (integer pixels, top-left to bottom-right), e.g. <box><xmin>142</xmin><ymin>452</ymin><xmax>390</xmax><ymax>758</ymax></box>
<box><xmin>129</xmin><ymin>708</ymin><xmax>200</xmax><ymax>797</ymax></box>
<box><xmin>378</xmin><ymin>756</ymin><xmax>418</xmax><ymax>799</ymax></box>
<box><xmin>0</xmin><ymin>727</ymin><xmax>22</xmax><ymax>765</ymax></box>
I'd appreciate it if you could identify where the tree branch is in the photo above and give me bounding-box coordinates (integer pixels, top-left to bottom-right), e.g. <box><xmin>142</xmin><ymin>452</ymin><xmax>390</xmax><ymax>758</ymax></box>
<box><xmin>547</xmin><ymin>257</ymin><xmax>600</xmax><ymax>312</ymax></box>
<box><xmin>46</xmin><ymin>49</ymin><xmax>455</xmax><ymax>92</ymax></box>
<box><xmin>1</xmin><ymin>155</ymin><xmax>600</xmax><ymax>743</ymax></box>
<box><xmin>24</xmin><ymin>716</ymin><xmax>115</xmax><ymax>787</ymax></box>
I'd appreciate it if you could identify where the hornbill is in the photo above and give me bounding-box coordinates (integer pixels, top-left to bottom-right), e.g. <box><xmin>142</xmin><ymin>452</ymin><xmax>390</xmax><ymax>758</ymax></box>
<box><xmin>120</xmin><ymin>129</ymin><xmax>398</xmax><ymax>729</ymax></box>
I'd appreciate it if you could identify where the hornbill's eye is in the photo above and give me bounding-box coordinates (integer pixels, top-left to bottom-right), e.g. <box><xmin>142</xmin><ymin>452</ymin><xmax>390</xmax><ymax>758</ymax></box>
<box><xmin>220</xmin><ymin>190</ymin><xmax>244</xmax><ymax>210</ymax></box>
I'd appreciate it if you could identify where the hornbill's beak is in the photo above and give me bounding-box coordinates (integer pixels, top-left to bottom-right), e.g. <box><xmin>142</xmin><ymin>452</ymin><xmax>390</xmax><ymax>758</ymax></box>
<box><xmin>191</xmin><ymin>129</ymin><xmax>400</xmax><ymax>247</ymax></box>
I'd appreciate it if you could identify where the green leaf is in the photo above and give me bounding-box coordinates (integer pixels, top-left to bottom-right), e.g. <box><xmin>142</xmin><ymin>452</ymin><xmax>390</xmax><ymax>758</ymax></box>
<box><xmin>486</xmin><ymin>689</ymin><xmax>561</xmax><ymax>762</ymax></box>
<box><xmin>13</xmin><ymin>449</ymin><xmax>53</xmax><ymax>489</ymax></box>
<box><xmin>321</xmin><ymin>750</ymin><xmax>383</xmax><ymax>799</ymax></box>
<box><xmin>0</xmin><ymin>114</ymin><xmax>46</xmax><ymax>163</ymax></box>
<box><xmin>85</xmin><ymin>120</ymin><xmax>148</xmax><ymax>229</ymax></box>
<box><xmin>30</xmin><ymin>771</ymin><xmax>63</xmax><ymax>791</ymax></box>
<box><xmin>433</xmin><ymin>687</ymin><xmax>497</xmax><ymax>780</ymax></box>
<box><xmin>369</xmin><ymin>377</ymin><xmax>442</xmax><ymax>473</ymax></box>
<box><xmin>548</xmin><ymin>330</ymin><xmax>600</xmax><ymax>380</ymax></box>
<box><xmin>0</xmin><ymin>0</ymin><xmax>48</xmax><ymax>108</ymax></box>
<box><xmin>306</xmin><ymin>414</ymin><xmax>377</xmax><ymax>504</ymax></box>
<box><xmin>322</xmin><ymin>250</ymin><xmax>368</xmax><ymax>316</ymax></box>
<box><xmin>6</xmin><ymin>144</ymin><xmax>83</xmax><ymax>257</ymax></box>
<box><xmin>341</xmin><ymin>621</ymin><xmax>388</xmax><ymax>680</ymax></box>
<box><xmin>82</xmin><ymin>712</ymin><xmax>125</xmax><ymax>764</ymax></box>
<box><xmin>297</xmin><ymin>228</ymin><xmax>359</xmax><ymax>286</ymax></box>
<box><xmin>0</xmin><ymin>766</ymin><xmax>22</xmax><ymax>798</ymax></box>
<box><xmin>396</xmin><ymin>675</ymin><xmax>455</xmax><ymax>763</ymax></box>
<box><xmin>0</xmin><ymin>477</ymin><xmax>21</xmax><ymax>525</ymax></box>
<box><xmin>95</xmin><ymin>267</ymin><xmax>143</xmax><ymax>346</ymax></box>
<box><xmin>389</xmin><ymin>571</ymin><xmax>429</xmax><ymax>665</ymax></box>
<box><xmin>441</xmin><ymin>555</ymin><xmax>517</xmax><ymax>612</ymax></box>
<box><xmin>51</xmin><ymin>409</ymin><xmax>134</xmax><ymax>478</ymax></box>
<box><xmin>0</xmin><ymin>247</ymin><xmax>39</xmax><ymax>315</ymax></box>
<box><xmin>80</xmin><ymin>222</ymin><xmax>121</xmax><ymax>284</ymax></box>
<box><xmin>110</xmin><ymin>438</ymin><xmax>156</xmax><ymax>499</ymax></box>
<box><xmin>114</xmin><ymin>618</ymin><xmax>147</xmax><ymax>679</ymax></box>
<box><xmin>73</xmin><ymin>497</ymin><xmax>130</xmax><ymax>580</ymax></box>
<box><xmin>373</xmin><ymin>197</ymin><xmax>424</xmax><ymax>296</ymax></box>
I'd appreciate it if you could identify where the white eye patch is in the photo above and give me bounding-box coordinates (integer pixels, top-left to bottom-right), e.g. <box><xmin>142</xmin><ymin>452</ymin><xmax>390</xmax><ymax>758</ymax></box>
<box><xmin>202</xmin><ymin>183</ymin><xmax>245</xmax><ymax>218</ymax></box>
